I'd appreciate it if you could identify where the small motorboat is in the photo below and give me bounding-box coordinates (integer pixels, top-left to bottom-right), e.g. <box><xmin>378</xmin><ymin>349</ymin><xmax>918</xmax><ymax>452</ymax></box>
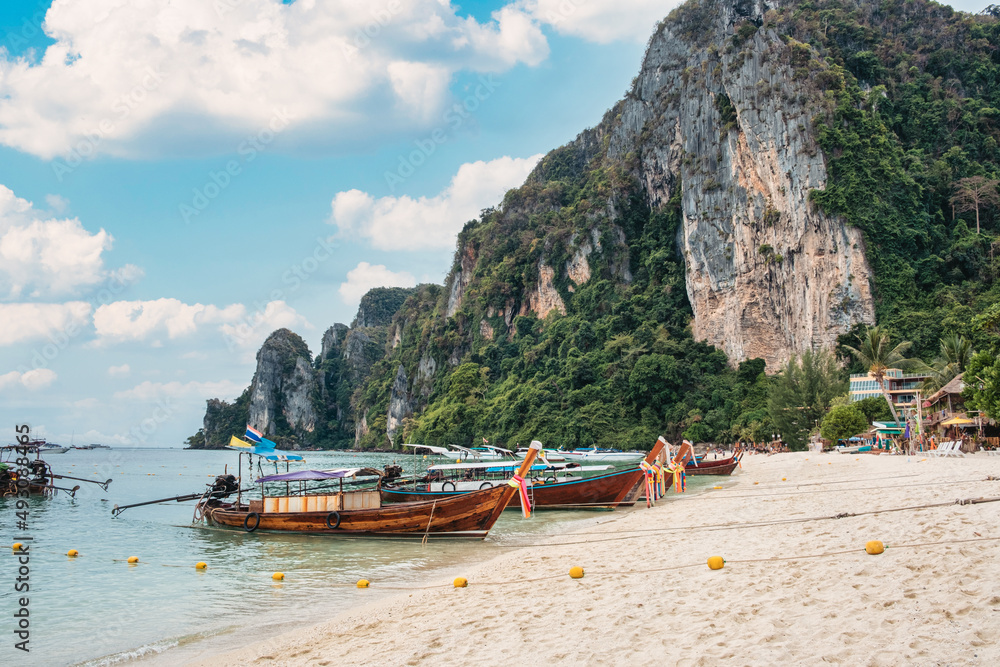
<box><xmin>558</xmin><ymin>447</ymin><xmax>647</xmax><ymax>462</ymax></box>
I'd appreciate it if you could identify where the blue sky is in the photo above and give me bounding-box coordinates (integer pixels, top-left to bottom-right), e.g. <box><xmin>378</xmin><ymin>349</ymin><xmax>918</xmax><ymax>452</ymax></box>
<box><xmin>0</xmin><ymin>0</ymin><xmax>986</xmax><ymax>447</ymax></box>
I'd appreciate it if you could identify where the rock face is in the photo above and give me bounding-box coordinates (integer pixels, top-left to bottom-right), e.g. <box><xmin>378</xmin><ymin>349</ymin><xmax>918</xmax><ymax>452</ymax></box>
<box><xmin>386</xmin><ymin>364</ymin><xmax>413</xmax><ymax>445</ymax></box>
<box><xmin>446</xmin><ymin>244</ymin><xmax>478</xmax><ymax>317</ymax></box>
<box><xmin>521</xmin><ymin>263</ymin><xmax>567</xmax><ymax>318</ymax></box>
<box><xmin>320</xmin><ymin>324</ymin><xmax>349</xmax><ymax>360</ymax></box>
<box><xmin>606</xmin><ymin>0</ymin><xmax>874</xmax><ymax>368</ymax></box>
<box><xmin>248</xmin><ymin>329</ymin><xmax>318</xmax><ymax>440</ymax></box>
<box><xmin>353</xmin><ymin>287</ymin><xmax>416</xmax><ymax>327</ymax></box>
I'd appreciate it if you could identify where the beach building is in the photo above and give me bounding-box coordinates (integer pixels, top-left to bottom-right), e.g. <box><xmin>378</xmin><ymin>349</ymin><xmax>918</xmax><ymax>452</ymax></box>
<box><xmin>849</xmin><ymin>368</ymin><xmax>928</xmax><ymax>408</ymax></box>
<box><xmin>917</xmin><ymin>373</ymin><xmax>999</xmax><ymax>448</ymax></box>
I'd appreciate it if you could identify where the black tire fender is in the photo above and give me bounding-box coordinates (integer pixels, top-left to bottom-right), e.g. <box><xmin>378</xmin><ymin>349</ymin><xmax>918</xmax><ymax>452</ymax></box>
<box><xmin>326</xmin><ymin>511</ymin><xmax>341</xmax><ymax>529</ymax></box>
<box><xmin>243</xmin><ymin>512</ymin><xmax>260</xmax><ymax>532</ymax></box>
<box><xmin>442</xmin><ymin>481</ymin><xmax>456</xmax><ymax>492</ymax></box>
<box><xmin>479</xmin><ymin>482</ymin><xmax>493</xmax><ymax>490</ymax></box>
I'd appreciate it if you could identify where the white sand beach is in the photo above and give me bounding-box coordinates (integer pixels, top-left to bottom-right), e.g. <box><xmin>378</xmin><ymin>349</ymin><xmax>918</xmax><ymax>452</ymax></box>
<box><xmin>190</xmin><ymin>451</ymin><xmax>1000</xmax><ymax>666</ymax></box>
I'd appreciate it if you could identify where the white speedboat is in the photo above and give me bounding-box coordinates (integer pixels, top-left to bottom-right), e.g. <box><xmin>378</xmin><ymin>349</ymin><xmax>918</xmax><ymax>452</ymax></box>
<box><xmin>401</xmin><ymin>443</ymin><xmax>515</xmax><ymax>461</ymax></box>
<box><xmin>39</xmin><ymin>442</ymin><xmax>69</xmax><ymax>454</ymax></box>
<box><xmin>515</xmin><ymin>447</ymin><xmax>566</xmax><ymax>462</ymax></box>
<box><xmin>558</xmin><ymin>447</ymin><xmax>647</xmax><ymax>462</ymax></box>
<box><xmin>449</xmin><ymin>445</ymin><xmax>516</xmax><ymax>461</ymax></box>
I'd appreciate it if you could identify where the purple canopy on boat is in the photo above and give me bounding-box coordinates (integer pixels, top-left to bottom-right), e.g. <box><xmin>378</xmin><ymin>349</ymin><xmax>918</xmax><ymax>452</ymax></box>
<box><xmin>256</xmin><ymin>469</ymin><xmax>360</xmax><ymax>483</ymax></box>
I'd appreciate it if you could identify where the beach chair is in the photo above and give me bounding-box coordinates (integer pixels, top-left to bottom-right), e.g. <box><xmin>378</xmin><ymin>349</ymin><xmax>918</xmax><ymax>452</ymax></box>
<box><xmin>930</xmin><ymin>441</ymin><xmax>954</xmax><ymax>458</ymax></box>
<box><xmin>949</xmin><ymin>441</ymin><xmax>967</xmax><ymax>458</ymax></box>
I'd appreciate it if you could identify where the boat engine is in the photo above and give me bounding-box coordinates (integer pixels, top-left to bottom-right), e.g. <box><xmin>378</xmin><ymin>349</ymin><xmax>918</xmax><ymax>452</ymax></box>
<box><xmin>382</xmin><ymin>464</ymin><xmax>404</xmax><ymax>482</ymax></box>
<box><xmin>209</xmin><ymin>474</ymin><xmax>239</xmax><ymax>499</ymax></box>
<box><xmin>29</xmin><ymin>459</ymin><xmax>50</xmax><ymax>482</ymax></box>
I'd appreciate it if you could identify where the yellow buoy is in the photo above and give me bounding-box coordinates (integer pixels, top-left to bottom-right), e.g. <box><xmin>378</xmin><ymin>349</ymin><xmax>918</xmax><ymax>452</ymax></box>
<box><xmin>453</xmin><ymin>577</ymin><xmax>468</xmax><ymax>588</ymax></box>
<box><xmin>272</xmin><ymin>572</ymin><xmax>285</xmax><ymax>581</ymax></box>
<box><xmin>127</xmin><ymin>556</ymin><xmax>139</xmax><ymax>564</ymax></box>
<box><xmin>357</xmin><ymin>579</ymin><xmax>370</xmax><ymax>588</ymax></box>
<box><xmin>569</xmin><ymin>566</ymin><xmax>584</xmax><ymax>579</ymax></box>
<box><xmin>195</xmin><ymin>562</ymin><xmax>207</xmax><ymax>570</ymax></box>
<box><xmin>456</xmin><ymin>459</ymin><xmax>461</xmax><ymax>464</ymax></box>
<box><xmin>753</xmin><ymin>482</ymin><xmax>758</xmax><ymax>485</ymax></box>
<box><xmin>67</xmin><ymin>549</ymin><xmax>79</xmax><ymax>557</ymax></box>
<box><xmin>865</xmin><ymin>540</ymin><xmax>885</xmax><ymax>555</ymax></box>
<box><xmin>712</xmin><ymin>485</ymin><xmax>722</xmax><ymax>490</ymax></box>
<box><xmin>781</xmin><ymin>477</ymin><xmax>787</xmax><ymax>481</ymax></box>
<box><xmin>12</xmin><ymin>542</ymin><xmax>23</xmax><ymax>552</ymax></box>
<box><xmin>707</xmin><ymin>556</ymin><xmax>725</xmax><ymax>570</ymax></box>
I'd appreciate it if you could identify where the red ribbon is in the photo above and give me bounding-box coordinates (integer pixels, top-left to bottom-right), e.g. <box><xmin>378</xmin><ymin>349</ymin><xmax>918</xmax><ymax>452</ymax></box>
<box><xmin>509</xmin><ymin>474</ymin><xmax>531</xmax><ymax>517</ymax></box>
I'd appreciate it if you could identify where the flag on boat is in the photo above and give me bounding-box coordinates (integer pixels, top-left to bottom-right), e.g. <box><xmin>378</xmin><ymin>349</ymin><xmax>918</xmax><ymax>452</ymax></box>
<box><xmin>229</xmin><ymin>435</ymin><xmax>254</xmax><ymax>448</ymax></box>
<box><xmin>245</xmin><ymin>425</ymin><xmax>263</xmax><ymax>443</ymax></box>
<box><xmin>259</xmin><ymin>437</ymin><xmax>278</xmax><ymax>449</ymax></box>
<box><xmin>482</xmin><ymin>437</ymin><xmax>488</xmax><ymax>444</ymax></box>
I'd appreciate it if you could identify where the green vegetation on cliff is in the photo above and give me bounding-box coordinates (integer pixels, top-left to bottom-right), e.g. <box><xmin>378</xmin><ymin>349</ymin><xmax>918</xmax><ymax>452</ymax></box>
<box><xmin>192</xmin><ymin>0</ymin><xmax>1000</xmax><ymax>451</ymax></box>
<box><xmin>760</xmin><ymin>0</ymin><xmax>1000</xmax><ymax>359</ymax></box>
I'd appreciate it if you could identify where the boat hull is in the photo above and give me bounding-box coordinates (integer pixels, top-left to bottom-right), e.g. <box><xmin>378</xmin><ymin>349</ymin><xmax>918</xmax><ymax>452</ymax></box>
<box><xmin>205</xmin><ymin>483</ymin><xmax>514</xmax><ymax>538</ymax></box>
<box><xmin>382</xmin><ymin>466</ymin><xmax>647</xmax><ymax>510</ymax></box>
<box><xmin>684</xmin><ymin>454</ymin><xmax>741</xmax><ymax>476</ymax></box>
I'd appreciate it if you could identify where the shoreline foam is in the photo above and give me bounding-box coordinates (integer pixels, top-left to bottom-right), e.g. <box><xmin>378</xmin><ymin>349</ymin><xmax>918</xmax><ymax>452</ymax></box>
<box><xmin>183</xmin><ymin>452</ymin><xmax>1000</xmax><ymax>666</ymax></box>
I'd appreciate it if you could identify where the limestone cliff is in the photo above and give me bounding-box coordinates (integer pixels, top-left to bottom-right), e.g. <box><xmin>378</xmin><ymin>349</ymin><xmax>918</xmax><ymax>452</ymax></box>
<box><xmin>605</xmin><ymin>0</ymin><xmax>874</xmax><ymax>368</ymax></box>
<box><xmin>247</xmin><ymin>329</ymin><xmax>318</xmax><ymax>444</ymax></box>
<box><xmin>442</xmin><ymin>0</ymin><xmax>878</xmax><ymax>370</ymax></box>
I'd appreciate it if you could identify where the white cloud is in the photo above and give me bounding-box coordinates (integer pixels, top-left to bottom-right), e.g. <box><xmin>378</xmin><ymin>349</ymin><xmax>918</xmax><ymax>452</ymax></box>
<box><xmin>0</xmin><ymin>185</ymin><xmax>116</xmax><ymax>299</ymax></box>
<box><xmin>219</xmin><ymin>300</ymin><xmax>312</xmax><ymax>353</ymax></box>
<box><xmin>339</xmin><ymin>262</ymin><xmax>416</xmax><ymax>305</ymax></box>
<box><xmin>107</xmin><ymin>363</ymin><xmax>130</xmax><ymax>377</ymax></box>
<box><xmin>521</xmin><ymin>0</ymin><xmax>672</xmax><ymax>43</ymax></box>
<box><xmin>0</xmin><ymin>0</ymin><xmax>549</xmax><ymax>159</ymax></box>
<box><xmin>45</xmin><ymin>194</ymin><xmax>69</xmax><ymax>213</ymax></box>
<box><xmin>93</xmin><ymin>297</ymin><xmax>244</xmax><ymax>342</ymax></box>
<box><xmin>113</xmin><ymin>379</ymin><xmax>244</xmax><ymax>401</ymax></box>
<box><xmin>108</xmin><ymin>264</ymin><xmax>145</xmax><ymax>286</ymax></box>
<box><xmin>330</xmin><ymin>153</ymin><xmax>542</xmax><ymax>250</ymax></box>
<box><xmin>0</xmin><ymin>368</ymin><xmax>57</xmax><ymax>391</ymax></box>
<box><xmin>0</xmin><ymin>302</ymin><xmax>91</xmax><ymax>346</ymax></box>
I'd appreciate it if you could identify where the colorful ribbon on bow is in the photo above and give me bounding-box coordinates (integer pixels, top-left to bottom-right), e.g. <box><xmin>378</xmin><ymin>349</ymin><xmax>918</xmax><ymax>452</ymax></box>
<box><xmin>508</xmin><ymin>474</ymin><xmax>532</xmax><ymax>517</ymax></box>
<box><xmin>640</xmin><ymin>461</ymin><xmax>665</xmax><ymax>507</ymax></box>
<box><xmin>667</xmin><ymin>463</ymin><xmax>686</xmax><ymax>493</ymax></box>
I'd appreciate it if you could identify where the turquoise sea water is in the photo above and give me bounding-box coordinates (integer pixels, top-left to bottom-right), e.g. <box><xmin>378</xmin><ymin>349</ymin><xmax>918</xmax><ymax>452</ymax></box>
<box><xmin>0</xmin><ymin>448</ymin><xmax>707</xmax><ymax>666</ymax></box>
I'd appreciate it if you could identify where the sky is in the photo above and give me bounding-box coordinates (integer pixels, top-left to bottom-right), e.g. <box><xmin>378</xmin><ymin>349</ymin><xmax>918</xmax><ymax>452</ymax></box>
<box><xmin>0</xmin><ymin>0</ymin><xmax>986</xmax><ymax>448</ymax></box>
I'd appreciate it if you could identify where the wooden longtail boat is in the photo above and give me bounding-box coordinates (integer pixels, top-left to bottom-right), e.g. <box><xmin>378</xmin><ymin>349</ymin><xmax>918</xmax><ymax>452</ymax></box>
<box><xmin>1</xmin><ymin>444</ymin><xmax>85</xmax><ymax>497</ymax></box>
<box><xmin>199</xmin><ymin>442</ymin><xmax>543</xmax><ymax>538</ymax></box>
<box><xmin>683</xmin><ymin>450</ymin><xmax>743</xmax><ymax>476</ymax></box>
<box><xmin>381</xmin><ymin>438</ymin><xmax>666</xmax><ymax>510</ymax></box>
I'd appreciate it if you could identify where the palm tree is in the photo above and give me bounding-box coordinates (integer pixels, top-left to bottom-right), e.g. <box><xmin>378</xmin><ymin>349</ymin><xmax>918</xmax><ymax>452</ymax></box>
<box><xmin>918</xmin><ymin>334</ymin><xmax>975</xmax><ymax>394</ymax></box>
<box><xmin>842</xmin><ymin>326</ymin><xmax>915</xmax><ymax>425</ymax></box>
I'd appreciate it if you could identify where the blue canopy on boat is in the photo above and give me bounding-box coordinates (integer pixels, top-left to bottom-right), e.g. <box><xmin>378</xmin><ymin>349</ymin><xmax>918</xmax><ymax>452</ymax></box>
<box><xmin>256</xmin><ymin>468</ymin><xmax>361</xmax><ymax>483</ymax></box>
<box><xmin>227</xmin><ymin>444</ymin><xmax>304</xmax><ymax>461</ymax></box>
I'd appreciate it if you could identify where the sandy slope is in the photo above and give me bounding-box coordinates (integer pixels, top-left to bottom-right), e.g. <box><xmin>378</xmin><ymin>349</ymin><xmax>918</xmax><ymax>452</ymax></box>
<box><xmin>189</xmin><ymin>452</ymin><xmax>1000</xmax><ymax>666</ymax></box>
